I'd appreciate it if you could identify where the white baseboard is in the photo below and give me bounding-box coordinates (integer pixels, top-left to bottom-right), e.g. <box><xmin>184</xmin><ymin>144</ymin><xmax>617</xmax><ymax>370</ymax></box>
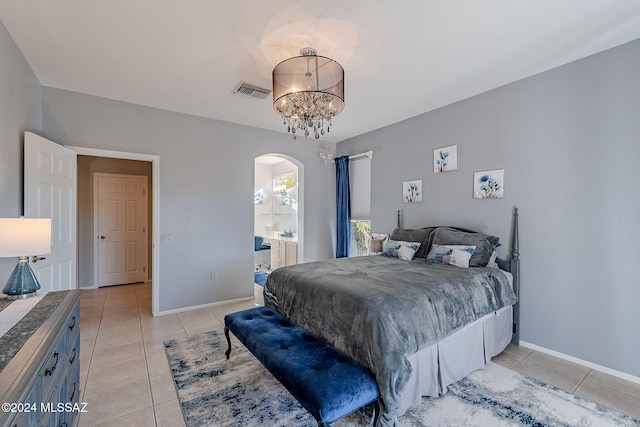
<box><xmin>80</xmin><ymin>281</ymin><xmax>149</xmax><ymax>290</ymax></box>
<box><xmin>155</xmin><ymin>296</ymin><xmax>254</xmax><ymax>317</ymax></box>
<box><xmin>520</xmin><ymin>340</ymin><xmax>640</xmax><ymax>385</ymax></box>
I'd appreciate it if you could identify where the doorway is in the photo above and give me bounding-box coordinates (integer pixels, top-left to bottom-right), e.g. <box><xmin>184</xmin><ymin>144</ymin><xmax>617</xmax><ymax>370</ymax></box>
<box><xmin>76</xmin><ymin>157</ymin><xmax>153</xmax><ymax>289</ymax></box>
<box><xmin>71</xmin><ymin>146</ymin><xmax>160</xmax><ymax>315</ymax></box>
<box><xmin>254</xmin><ymin>154</ymin><xmax>304</xmax><ymax>271</ymax></box>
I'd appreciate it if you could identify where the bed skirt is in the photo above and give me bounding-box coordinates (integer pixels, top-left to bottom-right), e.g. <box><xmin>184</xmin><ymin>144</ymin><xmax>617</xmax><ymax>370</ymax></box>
<box><xmin>398</xmin><ymin>305</ymin><xmax>513</xmax><ymax>416</ymax></box>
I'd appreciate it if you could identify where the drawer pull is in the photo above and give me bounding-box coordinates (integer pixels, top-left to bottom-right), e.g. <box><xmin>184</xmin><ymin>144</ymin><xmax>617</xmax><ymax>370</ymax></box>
<box><xmin>69</xmin><ymin>347</ymin><xmax>77</xmax><ymax>365</ymax></box>
<box><xmin>45</xmin><ymin>351</ymin><xmax>59</xmax><ymax>376</ymax></box>
<box><xmin>68</xmin><ymin>315</ymin><xmax>76</xmax><ymax>331</ymax></box>
<box><xmin>69</xmin><ymin>381</ymin><xmax>77</xmax><ymax>401</ymax></box>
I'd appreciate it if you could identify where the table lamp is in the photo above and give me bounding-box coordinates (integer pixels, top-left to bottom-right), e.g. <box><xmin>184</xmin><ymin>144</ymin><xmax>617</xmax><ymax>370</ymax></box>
<box><xmin>0</xmin><ymin>218</ymin><xmax>52</xmax><ymax>300</ymax></box>
<box><xmin>370</xmin><ymin>233</ymin><xmax>389</xmax><ymax>254</ymax></box>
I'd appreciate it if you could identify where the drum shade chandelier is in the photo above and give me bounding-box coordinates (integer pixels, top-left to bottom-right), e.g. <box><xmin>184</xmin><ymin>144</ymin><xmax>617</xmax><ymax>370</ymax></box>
<box><xmin>273</xmin><ymin>48</ymin><xmax>344</xmax><ymax>140</ymax></box>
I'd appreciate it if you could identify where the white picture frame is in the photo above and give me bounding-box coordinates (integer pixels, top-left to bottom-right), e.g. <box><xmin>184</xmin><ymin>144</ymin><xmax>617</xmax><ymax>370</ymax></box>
<box><xmin>403</xmin><ymin>179</ymin><xmax>422</xmax><ymax>203</ymax></box>
<box><xmin>434</xmin><ymin>144</ymin><xmax>458</xmax><ymax>173</ymax></box>
<box><xmin>473</xmin><ymin>169</ymin><xmax>504</xmax><ymax>199</ymax></box>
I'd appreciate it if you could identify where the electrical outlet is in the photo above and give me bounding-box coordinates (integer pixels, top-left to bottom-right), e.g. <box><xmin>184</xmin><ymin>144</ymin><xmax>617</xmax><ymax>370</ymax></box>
<box><xmin>161</xmin><ymin>235</ymin><xmax>173</xmax><ymax>244</ymax></box>
<box><xmin>210</xmin><ymin>271</ymin><xmax>217</xmax><ymax>281</ymax></box>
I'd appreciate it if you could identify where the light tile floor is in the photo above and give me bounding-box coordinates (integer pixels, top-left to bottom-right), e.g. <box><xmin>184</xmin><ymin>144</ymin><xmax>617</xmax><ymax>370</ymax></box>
<box><xmin>77</xmin><ymin>283</ymin><xmax>640</xmax><ymax>426</ymax></box>
<box><xmin>493</xmin><ymin>345</ymin><xmax>640</xmax><ymax>419</ymax></box>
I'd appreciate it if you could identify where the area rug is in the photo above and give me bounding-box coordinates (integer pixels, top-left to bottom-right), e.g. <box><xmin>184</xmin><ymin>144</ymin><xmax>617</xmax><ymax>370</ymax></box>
<box><xmin>164</xmin><ymin>330</ymin><xmax>639</xmax><ymax>427</ymax></box>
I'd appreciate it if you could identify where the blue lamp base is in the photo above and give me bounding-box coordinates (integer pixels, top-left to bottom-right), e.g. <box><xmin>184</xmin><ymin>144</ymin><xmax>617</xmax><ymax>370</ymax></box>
<box><xmin>2</xmin><ymin>256</ymin><xmax>41</xmax><ymax>300</ymax></box>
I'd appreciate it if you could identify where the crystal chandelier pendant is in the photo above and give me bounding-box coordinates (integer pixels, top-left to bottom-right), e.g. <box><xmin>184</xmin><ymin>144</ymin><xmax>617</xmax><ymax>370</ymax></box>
<box><xmin>273</xmin><ymin>48</ymin><xmax>344</xmax><ymax>140</ymax></box>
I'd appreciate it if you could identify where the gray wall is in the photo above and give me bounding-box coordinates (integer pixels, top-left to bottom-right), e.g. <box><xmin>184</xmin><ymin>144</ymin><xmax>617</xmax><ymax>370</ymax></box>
<box><xmin>77</xmin><ymin>156</ymin><xmax>153</xmax><ymax>287</ymax></box>
<box><xmin>0</xmin><ymin>21</ymin><xmax>42</xmax><ymax>281</ymax></box>
<box><xmin>41</xmin><ymin>88</ymin><xmax>336</xmax><ymax>312</ymax></box>
<box><xmin>339</xmin><ymin>39</ymin><xmax>640</xmax><ymax>378</ymax></box>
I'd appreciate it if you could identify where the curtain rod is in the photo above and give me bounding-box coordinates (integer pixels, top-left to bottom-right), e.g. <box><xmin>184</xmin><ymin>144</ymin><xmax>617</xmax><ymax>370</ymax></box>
<box><xmin>333</xmin><ymin>150</ymin><xmax>373</xmax><ymax>162</ymax></box>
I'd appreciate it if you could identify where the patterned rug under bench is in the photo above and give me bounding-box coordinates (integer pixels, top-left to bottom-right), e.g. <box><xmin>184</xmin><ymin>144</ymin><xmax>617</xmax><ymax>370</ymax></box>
<box><xmin>164</xmin><ymin>330</ymin><xmax>640</xmax><ymax>427</ymax></box>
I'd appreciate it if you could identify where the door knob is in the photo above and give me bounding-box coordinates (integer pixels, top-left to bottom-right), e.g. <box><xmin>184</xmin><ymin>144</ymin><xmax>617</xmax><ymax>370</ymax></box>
<box><xmin>31</xmin><ymin>256</ymin><xmax>46</xmax><ymax>263</ymax></box>
<box><xmin>99</xmin><ymin>235</ymin><xmax>110</xmax><ymax>240</ymax></box>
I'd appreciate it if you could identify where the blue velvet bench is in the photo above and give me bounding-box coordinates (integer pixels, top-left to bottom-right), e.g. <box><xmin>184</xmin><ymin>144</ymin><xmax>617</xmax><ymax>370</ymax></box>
<box><xmin>224</xmin><ymin>306</ymin><xmax>381</xmax><ymax>426</ymax></box>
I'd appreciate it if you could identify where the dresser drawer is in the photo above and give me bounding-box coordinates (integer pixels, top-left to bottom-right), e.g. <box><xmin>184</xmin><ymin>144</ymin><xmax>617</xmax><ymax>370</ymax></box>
<box><xmin>39</xmin><ymin>334</ymin><xmax>66</xmax><ymax>403</ymax></box>
<box><xmin>4</xmin><ymin>382</ymin><xmax>39</xmax><ymax>427</ymax></box>
<box><xmin>66</xmin><ymin>303</ymin><xmax>80</xmax><ymax>349</ymax></box>
<box><xmin>65</xmin><ymin>370</ymin><xmax>81</xmax><ymax>427</ymax></box>
<box><xmin>67</xmin><ymin>334</ymin><xmax>80</xmax><ymax>375</ymax></box>
<box><xmin>7</xmin><ymin>409</ymin><xmax>34</xmax><ymax>427</ymax></box>
<box><xmin>67</xmin><ymin>334</ymin><xmax>81</xmax><ymax>403</ymax></box>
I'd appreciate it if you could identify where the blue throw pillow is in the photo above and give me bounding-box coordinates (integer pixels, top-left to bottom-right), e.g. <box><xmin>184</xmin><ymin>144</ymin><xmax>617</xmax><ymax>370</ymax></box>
<box><xmin>426</xmin><ymin>244</ymin><xmax>476</xmax><ymax>268</ymax></box>
<box><xmin>381</xmin><ymin>240</ymin><xmax>421</xmax><ymax>260</ymax></box>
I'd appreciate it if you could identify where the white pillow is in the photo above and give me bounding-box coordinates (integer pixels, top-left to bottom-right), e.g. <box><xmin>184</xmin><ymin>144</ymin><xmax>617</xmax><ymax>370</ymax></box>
<box><xmin>426</xmin><ymin>244</ymin><xmax>476</xmax><ymax>268</ymax></box>
<box><xmin>381</xmin><ymin>240</ymin><xmax>421</xmax><ymax>260</ymax></box>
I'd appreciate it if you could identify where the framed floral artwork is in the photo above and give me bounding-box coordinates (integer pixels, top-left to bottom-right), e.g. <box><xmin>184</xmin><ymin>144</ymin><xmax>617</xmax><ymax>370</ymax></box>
<box><xmin>474</xmin><ymin>169</ymin><xmax>504</xmax><ymax>199</ymax></box>
<box><xmin>434</xmin><ymin>145</ymin><xmax>457</xmax><ymax>173</ymax></box>
<box><xmin>403</xmin><ymin>180</ymin><xmax>422</xmax><ymax>203</ymax></box>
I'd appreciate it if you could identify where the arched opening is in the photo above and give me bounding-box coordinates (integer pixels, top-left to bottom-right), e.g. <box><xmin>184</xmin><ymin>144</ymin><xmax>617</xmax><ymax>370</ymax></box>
<box><xmin>253</xmin><ymin>154</ymin><xmax>304</xmax><ymax>302</ymax></box>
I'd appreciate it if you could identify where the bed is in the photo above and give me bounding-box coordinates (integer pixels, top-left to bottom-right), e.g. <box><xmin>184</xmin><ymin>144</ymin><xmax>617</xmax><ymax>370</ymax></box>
<box><xmin>264</xmin><ymin>209</ymin><xmax>520</xmax><ymax>426</ymax></box>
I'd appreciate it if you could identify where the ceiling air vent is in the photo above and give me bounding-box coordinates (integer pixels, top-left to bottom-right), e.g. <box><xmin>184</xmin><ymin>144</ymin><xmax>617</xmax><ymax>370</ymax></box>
<box><xmin>232</xmin><ymin>81</ymin><xmax>271</xmax><ymax>100</ymax></box>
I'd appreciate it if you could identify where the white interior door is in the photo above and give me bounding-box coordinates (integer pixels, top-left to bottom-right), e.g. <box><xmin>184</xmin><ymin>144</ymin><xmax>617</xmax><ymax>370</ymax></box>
<box><xmin>24</xmin><ymin>132</ymin><xmax>77</xmax><ymax>292</ymax></box>
<box><xmin>95</xmin><ymin>173</ymin><xmax>148</xmax><ymax>287</ymax></box>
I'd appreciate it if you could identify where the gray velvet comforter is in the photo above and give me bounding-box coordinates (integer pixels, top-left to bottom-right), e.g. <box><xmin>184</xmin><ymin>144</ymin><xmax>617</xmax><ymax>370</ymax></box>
<box><xmin>263</xmin><ymin>255</ymin><xmax>517</xmax><ymax>426</ymax></box>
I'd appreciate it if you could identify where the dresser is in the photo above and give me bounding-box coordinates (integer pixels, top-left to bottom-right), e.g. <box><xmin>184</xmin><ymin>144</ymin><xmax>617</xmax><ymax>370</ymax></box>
<box><xmin>0</xmin><ymin>290</ymin><xmax>82</xmax><ymax>427</ymax></box>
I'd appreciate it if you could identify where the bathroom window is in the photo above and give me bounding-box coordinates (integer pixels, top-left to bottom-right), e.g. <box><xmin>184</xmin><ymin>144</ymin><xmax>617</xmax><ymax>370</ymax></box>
<box><xmin>272</xmin><ymin>171</ymin><xmax>298</xmax><ymax>232</ymax></box>
<box><xmin>273</xmin><ymin>172</ymin><xmax>296</xmax><ymax>206</ymax></box>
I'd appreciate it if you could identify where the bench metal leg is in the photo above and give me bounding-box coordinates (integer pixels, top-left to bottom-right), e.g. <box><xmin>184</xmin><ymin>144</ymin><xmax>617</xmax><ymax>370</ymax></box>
<box><xmin>224</xmin><ymin>327</ymin><xmax>232</xmax><ymax>359</ymax></box>
<box><xmin>372</xmin><ymin>399</ymin><xmax>381</xmax><ymax>427</ymax></box>
<box><xmin>317</xmin><ymin>399</ymin><xmax>381</xmax><ymax>427</ymax></box>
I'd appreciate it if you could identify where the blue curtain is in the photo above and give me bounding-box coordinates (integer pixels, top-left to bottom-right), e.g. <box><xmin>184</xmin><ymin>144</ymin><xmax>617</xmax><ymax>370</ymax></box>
<box><xmin>335</xmin><ymin>156</ymin><xmax>350</xmax><ymax>258</ymax></box>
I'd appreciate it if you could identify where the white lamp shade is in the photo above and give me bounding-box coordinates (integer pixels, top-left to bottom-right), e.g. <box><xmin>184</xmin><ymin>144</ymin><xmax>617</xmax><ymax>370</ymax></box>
<box><xmin>0</xmin><ymin>218</ymin><xmax>52</xmax><ymax>257</ymax></box>
<box><xmin>371</xmin><ymin>239</ymin><xmax>384</xmax><ymax>254</ymax></box>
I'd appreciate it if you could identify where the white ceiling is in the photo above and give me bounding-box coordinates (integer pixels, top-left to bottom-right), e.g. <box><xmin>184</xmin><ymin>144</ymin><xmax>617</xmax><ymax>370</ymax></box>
<box><xmin>1</xmin><ymin>1</ymin><xmax>640</xmax><ymax>143</ymax></box>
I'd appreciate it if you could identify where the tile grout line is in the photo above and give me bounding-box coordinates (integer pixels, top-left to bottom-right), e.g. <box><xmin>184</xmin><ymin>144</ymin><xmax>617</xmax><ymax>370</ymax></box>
<box><xmin>573</xmin><ymin>369</ymin><xmax>592</xmax><ymax>394</ymax></box>
<box><xmin>79</xmin><ymin>297</ymin><xmax>103</xmax><ymax>427</ymax></box>
<box><xmin>137</xmin><ymin>289</ymin><xmax>161</xmax><ymax>426</ymax></box>
<box><xmin>82</xmin><ymin>295</ymin><xmax>106</xmax><ymax>397</ymax></box>
<box><xmin>510</xmin><ymin>348</ymin><xmax>535</xmax><ymax>371</ymax></box>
